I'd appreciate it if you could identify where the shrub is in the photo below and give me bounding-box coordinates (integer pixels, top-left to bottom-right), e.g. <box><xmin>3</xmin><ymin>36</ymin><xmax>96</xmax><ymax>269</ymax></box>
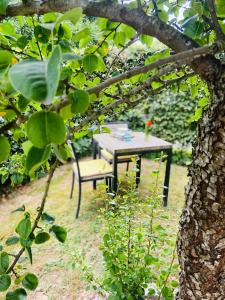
<box><xmin>78</xmin><ymin>163</ymin><xmax>179</xmax><ymax>299</ymax></box>
<box><xmin>118</xmin><ymin>91</ymin><xmax>197</xmax><ymax>146</ymax></box>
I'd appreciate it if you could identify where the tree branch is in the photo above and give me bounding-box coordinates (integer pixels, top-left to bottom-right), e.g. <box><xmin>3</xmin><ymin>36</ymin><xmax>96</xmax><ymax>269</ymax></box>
<box><xmin>87</xmin><ymin>43</ymin><xmax>219</xmax><ymax>95</ymax></box>
<box><xmin>207</xmin><ymin>0</ymin><xmax>225</xmax><ymax>42</ymax></box>
<box><xmin>5</xmin><ymin>0</ymin><xmax>221</xmax><ymax>79</ymax></box>
<box><xmin>72</xmin><ymin>72</ymin><xmax>194</xmax><ymax>133</ymax></box>
<box><xmin>6</xmin><ymin>160</ymin><xmax>58</xmax><ymax>274</ymax></box>
<box><xmin>54</xmin><ymin>42</ymin><xmax>219</xmax><ymax>112</ymax></box>
<box><xmin>5</xmin><ymin>1</ymin><xmax>197</xmax><ymax>52</ymax></box>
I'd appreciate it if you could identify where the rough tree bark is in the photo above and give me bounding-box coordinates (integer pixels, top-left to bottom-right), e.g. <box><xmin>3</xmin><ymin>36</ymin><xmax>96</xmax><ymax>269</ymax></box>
<box><xmin>177</xmin><ymin>61</ymin><xmax>225</xmax><ymax>299</ymax></box>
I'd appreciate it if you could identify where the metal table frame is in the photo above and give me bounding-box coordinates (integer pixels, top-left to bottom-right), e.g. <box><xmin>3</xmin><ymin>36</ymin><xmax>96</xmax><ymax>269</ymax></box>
<box><xmin>92</xmin><ymin>135</ymin><xmax>172</xmax><ymax>206</ymax></box>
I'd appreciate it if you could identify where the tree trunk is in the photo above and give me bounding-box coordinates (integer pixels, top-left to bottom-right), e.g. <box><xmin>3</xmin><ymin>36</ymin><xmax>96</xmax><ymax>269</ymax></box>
<box><xmin>177</xmin><ymin>69</ymin><xmax>225</xmax><ymax>299</ymax></box>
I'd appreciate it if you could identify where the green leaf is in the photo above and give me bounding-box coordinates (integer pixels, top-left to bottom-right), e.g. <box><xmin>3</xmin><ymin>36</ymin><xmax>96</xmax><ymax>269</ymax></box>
<box><xmin>6</xmin><ymin>288</ymin><xmax>27</xmax><ymax>300</ymax></box>
<box><xmin>26</xmin><ymin>111</ymin><xmax>66</xmax><ymax>148</ymax></box>
<box><xmin>120</xmin><ymin>24</ymin><xmax>136</xmax><ymax>39</ymax></box>
<box><xmin>83</xmin><ymin>54</ymin><xmax>98</xmax><ymax>73</ymax></box>
<box><xmin>9</xmin><ymin>60</ymin><xmax>48</xmax><ymax>102</ymax></box>
<box><xmin>216</xmin><ymin>0</ymin><xmax>225</xmax><ymax>17</ymax></box>
<box><xmin>140</xmin><ymin>35</ymin><xmax>153</xmax><ymax>47</ymax></box>
<box><xmin>73</xmin><ymin>27</ymin><xmax>90</xmax><ymax>42</ymax></box>
<box><xmin>16</xmin><ymin>215</ymin><xmax>32</xmax><ymax>240</ymax></box>
<box><xmin>0</xmin><ymin>252</ymin><xmax>9</xmax><ymax>274</ymax></box>
<box><xmin>34</xmin><ymin>25</ymin><xmax>51</xmax><ymax>43</ymax></box>
<box><xmin>198</xmin><ymin>97</ymin><xmax>208</xmax><ymax>107</ymax></box>
<box><xmin>25</xmin><ymin>247</ymin><xmax>32</xmax><ymax>265</ymax></box>
<box><xmin>41</xmin><ymin>212</ymin><xmax>55</xmax><ymax>224</ymax></box>
<box><xmin>55</xmin><ymin>7</ymin><xmax>82</xmax><ymax>26</ymax></box>
<box><xmin>22</xmin><ymin>141</ymin><xmax>32</xmax><ymax>156</ymax></box>
<box><xmin>144</xmin><ymin>254</ymin><xmax>158</xmax><ymax>265</ymax></box>
<box><xmin>46</xmin><ymin>46</ymin><xmax>62</xmax><ymax>104</ymax></box>
<box><xmin>59</xmin><ymin>104</ymin><xmax>74</xmax><ymax>120</ymax></box>
<box><xmin>52</xmin><ymin>144</ymin><xmax>68</xmax><ymax>163</ymax></box>
<box><xmin>0</xmin><ymin>274</ymin><xmax>11</xmax><ymax>291</ymax></box>
<box><xmin>70</xmin><ymin>90</ymin><xmax>90</xmax><ymax>114</ymax></box>
<box><xmin>35</xmin><ymin>232</ymin><xmax>50</xmax><ymax>244</ymax></box>
<box><xmin>22</xmin><ymin>273</ymin><xmax>38</xmax><ymax>291</ymax></box>
<box><xmin>20</xmin><ymin>232</ymin><xmax>35</xmax><ymax>249</ymax></box>
<box><xmin>114</xmin><ymin>31</ymin><xmax>126</xmax><ymax>47</ymax></box>
<box><xmin>17</xmin><ymin>36</ymin><xmax>29</xmax><ymax>50</ymax></box>
<box><xmin>0</xmin><ymin>136</ymin><xmax>10</xmax><ymax>163</ymax></box>
<box><xmin>0</xmin><ymin>50</ymin><xmax>14</xmax><ymax>67</ymax></box>
<box><xmin>49</xmin><ymin>225</ymin><xmax>67</xmax><ymax>243</ymax></box>
<box><xmin>25</xmin><ymin>145</ymin><xmax>51</xmax><ymax>176</ymax></box>
<box><xmin>0</xmin><ymin>0</ymin><xmax>10</xmax><ymax>15</ymax></box>
<box><xmin>182</xmin><ymin>16</ymin><xmax>204</xmax><ymax>39</ymax></box>
<box><xmin>9</xmin><ymin>47</ymin><xmax>61</xmax><ymax>103</ymax></box>
<box><xmin>11</xmin><ymin>205</ymin><xmax>25</xmax><ymax>213</ymax></box>
<box><xmin>5</xmin><ymin>236</ymin><xmax>19</xmax><ymax>246</ymax></box>
<box><xmin>17</xmin><ymin>96</ymin><xmax>30</xmax><ymax>112</ymax></box>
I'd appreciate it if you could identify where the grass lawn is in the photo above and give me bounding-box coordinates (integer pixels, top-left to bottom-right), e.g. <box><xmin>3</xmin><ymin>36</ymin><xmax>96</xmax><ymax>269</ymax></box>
<box><xmin>0</xmin><ymin>158</ymin><xmax>188</xmax><ymax>300</ymax></box>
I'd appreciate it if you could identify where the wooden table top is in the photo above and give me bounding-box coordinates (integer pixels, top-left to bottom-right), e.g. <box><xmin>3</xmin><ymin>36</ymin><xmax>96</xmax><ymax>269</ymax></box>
<box><xmin>93</xmin><ymin>132</ymin><xmax>172</xmax><ymax>155</ymax></box>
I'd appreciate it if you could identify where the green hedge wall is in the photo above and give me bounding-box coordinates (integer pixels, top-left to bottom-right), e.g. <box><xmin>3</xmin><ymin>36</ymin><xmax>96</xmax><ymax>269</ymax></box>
<box><xmin>119</xmin><ymin>91</ymin><xmax>197</xmax><ymax>146</ymax></box>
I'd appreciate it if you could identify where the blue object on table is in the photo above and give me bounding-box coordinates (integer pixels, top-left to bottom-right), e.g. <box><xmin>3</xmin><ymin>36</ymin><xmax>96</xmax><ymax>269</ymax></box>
<box><xmin>123</xmin><ymin>130</ymin><xmax>132</xmax><ymax>142</ymax></box>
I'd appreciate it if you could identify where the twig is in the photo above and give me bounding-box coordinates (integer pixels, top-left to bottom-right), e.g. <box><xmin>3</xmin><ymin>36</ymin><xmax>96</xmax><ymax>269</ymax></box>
<box><xmin>92</xmin><ymin>23</ymin><xmax>121</xmax><ymax>55</ymax></box>
<box><xmin>31</xmin><ymin>16</ymin><xmax>43</xmax><ymax>60</ymax></box>
<box><xmin>106</xmin><ymin>33</ymin><xmax>139</xmax><ymax>77</ymax></box>
<box><xmin>207</xmin><ymin>0</ymin><xmax>225</xmax><ymax>42</ymax></box>
<box><xmin>7</xmin><ymin>160</ymin><xmax>58</xmax><ymax>274</ymax></box>
<box><xmin>157</xmin><ymin>236</ymin><xmax>177</xmax><ymax>300</ymax></box>
<box><xmin>152</xmin><ymin>0</ymin><xmax>158</xmax><ymax>16</ymax></box>
<box><xmin>0</xmin><ymin>45</ymin><xmax>33</xmax><ymax>58</ymax></box>
<box><xmin>11</xmin><ymin>268</ymin><xmax>19</xmax><ymax>278</ymax></box>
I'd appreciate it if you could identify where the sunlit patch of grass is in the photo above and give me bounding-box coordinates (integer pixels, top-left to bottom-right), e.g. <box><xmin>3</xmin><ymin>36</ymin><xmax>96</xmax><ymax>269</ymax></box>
<box><xmin>0</xmin><ymin>158</ymin><xmax>187</xmax><ymax>299</ymax></box>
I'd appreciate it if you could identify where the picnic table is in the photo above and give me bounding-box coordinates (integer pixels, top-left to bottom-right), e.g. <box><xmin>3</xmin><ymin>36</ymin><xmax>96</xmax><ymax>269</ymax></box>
<box><xmin>93</xmin><ymin>132</ymin><xmax>172</xmax><ymax>206</ymax></box>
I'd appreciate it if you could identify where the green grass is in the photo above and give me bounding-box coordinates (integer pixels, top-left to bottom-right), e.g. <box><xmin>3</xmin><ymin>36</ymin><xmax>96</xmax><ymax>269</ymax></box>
<box><xmin>0</xmin><ymin>158</ymin><xmax>187</xmax><ymax>300</ymax></box>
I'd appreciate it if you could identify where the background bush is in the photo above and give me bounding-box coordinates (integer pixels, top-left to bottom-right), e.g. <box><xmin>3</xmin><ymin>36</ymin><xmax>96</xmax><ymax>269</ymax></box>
<box><xmin>119</xmin><ymin>91</ymin><xmax>197</xmax><ymax>146</ymax></box>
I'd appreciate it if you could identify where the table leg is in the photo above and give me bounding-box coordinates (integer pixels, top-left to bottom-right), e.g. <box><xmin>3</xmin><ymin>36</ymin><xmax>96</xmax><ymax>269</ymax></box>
<box><xmin>92</xmin><ymin>139</ymin><xmax>97</xmax><ymax>190</ymax></box>
<box><xmin>136</xmin><ymin>156</ymin><xmax>142</xmax><ymax>187</ymax></box>
<box><xmin>112</xmin><ymin>154</ymin><xmax>118</xmax><ymax>194</ymax></box>
<box><xmin>163</xmin><ymin>148</ymin><xmax>172</xmax><ymax>206</ymax></box>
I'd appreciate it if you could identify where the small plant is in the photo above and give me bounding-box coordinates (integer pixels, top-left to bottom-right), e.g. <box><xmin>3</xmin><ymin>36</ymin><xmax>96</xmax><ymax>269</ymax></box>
<box><xmin>79</xmin><ymin>158</ymin><xmax>179</xmax><ymax>299</ymax></box>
